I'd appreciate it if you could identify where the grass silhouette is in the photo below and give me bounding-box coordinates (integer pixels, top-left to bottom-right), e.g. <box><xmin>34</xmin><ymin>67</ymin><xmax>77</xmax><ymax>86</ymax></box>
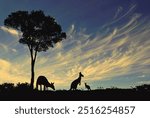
<box><xmin>0</xmin><ymin>82</ymin><xmax>150</xmax><ymax>101</ymax></box>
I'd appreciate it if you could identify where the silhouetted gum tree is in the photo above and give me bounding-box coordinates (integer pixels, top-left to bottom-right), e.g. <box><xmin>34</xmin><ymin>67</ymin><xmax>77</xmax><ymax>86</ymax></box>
<box><xmin>4</xmin><ymin>10</ymin><xmax>66</xmax><ymax>89</ymax></box>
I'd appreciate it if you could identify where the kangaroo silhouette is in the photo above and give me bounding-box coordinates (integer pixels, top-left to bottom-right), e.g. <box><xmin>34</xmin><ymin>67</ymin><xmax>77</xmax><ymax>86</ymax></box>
<box><xmin>70</xmin><ymin>72</ymin><xmax>84</xmax><ymax>90</ymax></box>
<box><xmin>36</xmin><ymin>76</ymin><xmax>55</xmax><ymax>91</ymax></box>
<box><xmin>85</xmin><ymin>83</ymin><xmax>91</xmax><ymax>90</ymax></box>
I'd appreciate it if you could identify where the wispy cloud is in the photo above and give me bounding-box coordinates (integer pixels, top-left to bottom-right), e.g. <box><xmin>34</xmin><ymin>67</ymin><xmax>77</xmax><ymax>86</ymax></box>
<box><xmin>113</xmin><ymin>6</ymin><xmax>123</xmax><ymax>19</ymax></box>
<box><xmin>0</xmin><ymin>4</ymin><xmax>150</xmax><ymax>89</ymax></box>
<box><xmin>32</xmin><ymin>13</ymin><xmax>150</xmax><ymax>89</ymax></box>
<box><xmin>0</xmin><ymin>58</ymin><xmax>29</xmax><ymax>83</ymax></box>
<box><xmin>103</xmin><ymin>4</ymin><xmax>137</xmax><ymax>28</ymax></box>
<box><xmin>0</xmin><ymin>26</ymin><xmax>21</xmax><ymax>37</ymax></box>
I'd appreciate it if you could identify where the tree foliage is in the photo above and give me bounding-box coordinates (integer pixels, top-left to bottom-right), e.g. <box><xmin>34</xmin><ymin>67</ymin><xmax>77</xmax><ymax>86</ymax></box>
<box><xmin>5</xmin><ymin>10</ymin><xmax>66</xmax><ymax>52</ymax></box>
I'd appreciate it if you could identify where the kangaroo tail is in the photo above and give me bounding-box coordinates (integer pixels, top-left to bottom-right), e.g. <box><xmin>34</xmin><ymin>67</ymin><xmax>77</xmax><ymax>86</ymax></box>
<box><xmin>69</xmin><ymin>86</ymin><xmax>72</xmax><ymax>91</ymax></box>
<box><xmin>36</xmin><ymin>81</ymin><xmax>38</xmax><ymax>90</ymax></box>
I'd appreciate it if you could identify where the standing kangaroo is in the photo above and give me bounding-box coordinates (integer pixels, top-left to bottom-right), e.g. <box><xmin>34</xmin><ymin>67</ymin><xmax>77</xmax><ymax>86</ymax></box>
<box><xmin>36</xmin><ymin>76</ymin><xmax>55</xmax><ymax>91</ymax></box>
<box><xmin>85</xmin><ymin>83</ymin><xmax>91</xmax><ymax>90</ymax></box>
<box><xmin>70</xmin><ymin>72</ymin><xmax>84</xmax><ymax>90</ymax></box>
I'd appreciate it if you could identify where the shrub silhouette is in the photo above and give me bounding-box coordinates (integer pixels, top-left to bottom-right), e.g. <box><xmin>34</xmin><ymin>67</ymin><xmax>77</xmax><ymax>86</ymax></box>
<box><xmin>16</xmin><ymin>82</ymin><xmax>31</xmax><ymax>91</ymax></box>
<box><xmin>135</xmin><ymin>84</ymin><xmax>150</xmax><ymax>91</ymax></box>
<box><xmin>0</xmin><ymin>83</ymin><xmax>14</xmax><ymax>92</ymax></box>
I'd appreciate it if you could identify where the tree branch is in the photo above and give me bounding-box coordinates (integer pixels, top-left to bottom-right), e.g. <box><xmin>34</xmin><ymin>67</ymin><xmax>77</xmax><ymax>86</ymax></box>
<box><xmin>33</xmin><ymin>49</ymin><xmax>38</xmax><ymax>62</ymax></box>
<box><xmin>33</xmin><ymin>44</ymin><xmax>39</xmax><ymax>62</ymax></box>
<box><xmin>28</xmin><ymin>44</ymin><xmax>34</xmax><ymax>61</ymax></box>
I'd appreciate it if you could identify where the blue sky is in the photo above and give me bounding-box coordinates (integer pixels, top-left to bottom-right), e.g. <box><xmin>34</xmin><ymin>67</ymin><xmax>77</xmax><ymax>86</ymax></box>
<box><xmin>0</xmin><ymin>0</ymin><xmax>150</xmax><ymax>89</ymax></box>
<box><xmin>1</xmin><ymin>0</ymin><xmax>149</xmax><ymax>32</ymax></box>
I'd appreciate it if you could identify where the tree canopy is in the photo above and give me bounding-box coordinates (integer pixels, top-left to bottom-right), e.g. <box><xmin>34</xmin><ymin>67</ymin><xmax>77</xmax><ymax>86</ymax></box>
<box><xmin>4</xmin><ymin>10</ymin><xmax>66</xmax><ymax>52</ymax></box>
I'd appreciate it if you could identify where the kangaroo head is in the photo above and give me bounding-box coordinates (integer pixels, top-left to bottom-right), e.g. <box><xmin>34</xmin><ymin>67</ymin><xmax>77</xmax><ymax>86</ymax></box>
<box><xmin>50</xmin><ymin>82</ymin><xmax>55</xmax><ymax>90</ymax></box>
<box><xmin>79</xmin><ymin>72</ymin><xmax>84</xmax><ymax>77</ymax></box>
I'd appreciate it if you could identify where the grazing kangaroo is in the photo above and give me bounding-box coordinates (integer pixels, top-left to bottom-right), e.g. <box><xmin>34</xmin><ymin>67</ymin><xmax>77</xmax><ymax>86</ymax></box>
<box><xmin>36</xmin><ymin>76</ymin><xmax>55</xmax><ymax>91</ymax></box>
<box><xmin>70</xmin><ymin>72</ymin><xmax>84</xmax><ymax>90</ymax></box>
<box><xmin>85</xmin><ymin>83</ymin><xmax>91</xmax><ymax>90</ymax></box>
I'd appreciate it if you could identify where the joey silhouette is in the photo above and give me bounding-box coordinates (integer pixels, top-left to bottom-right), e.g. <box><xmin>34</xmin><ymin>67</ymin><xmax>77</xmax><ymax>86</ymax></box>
<box><xmin>85</xmin><ymin>83</ymin><xmax>91</xmax><ymax>91</ymax></box>
<box><xmin>70</xmin><ymin>72</ymin><xmax>84</xmax><ymax>90</ymax></box>
<box><xmin>36</xmin><ymin>76</ymin><xmax>55</xmax><ymax>91</ymax></box>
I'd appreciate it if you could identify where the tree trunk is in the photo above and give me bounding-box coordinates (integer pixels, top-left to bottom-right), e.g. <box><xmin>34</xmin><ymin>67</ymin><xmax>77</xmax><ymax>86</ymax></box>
<box><xmin>30</xmin><ymin>59</ymin><xmax>35</xmax><ymax>89</ymax></box>
<box><xmin>28</xmin><ymin>46</ymin><xmax>38</xmax><ymax>90</ymax></box>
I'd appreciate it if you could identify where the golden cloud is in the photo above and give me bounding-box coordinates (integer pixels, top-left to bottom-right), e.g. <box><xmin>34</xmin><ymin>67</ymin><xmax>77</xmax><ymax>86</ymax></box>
<box><xmin>0</xmin><ymin>26</ymin><xmax>20</xmax><ymax>37</ymax></box>
<box><xmin>0</xmin><ymin>5</ymin><xmax>150</xmax><ymax>89</ymax></box>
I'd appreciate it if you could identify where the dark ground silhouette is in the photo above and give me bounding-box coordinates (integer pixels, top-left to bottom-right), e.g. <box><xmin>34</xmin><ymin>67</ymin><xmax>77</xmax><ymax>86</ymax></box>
<box><xmin>0</xmin><ymin>83</ymin><xmax>150</xmax><ymax>101</ymax></box>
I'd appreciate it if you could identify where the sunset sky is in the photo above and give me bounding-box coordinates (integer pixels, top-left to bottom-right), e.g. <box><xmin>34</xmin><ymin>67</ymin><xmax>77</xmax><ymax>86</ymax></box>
<box><xmin>0</xmin><ymin>0</ymin><xmax>150</xmax><ymax>89</ymax></box>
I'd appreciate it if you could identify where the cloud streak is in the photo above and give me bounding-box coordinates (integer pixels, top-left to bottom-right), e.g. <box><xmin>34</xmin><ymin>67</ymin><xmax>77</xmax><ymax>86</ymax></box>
<box><xmin>34</xmin><ymin>13</ymin><xmax>150</xmax><ymax>89</ymax></box>
<box><xmin>0</xmin><ymin>26</ymin><xmax>21</xmax><ymax>37</ymax></box>
<box><xmin>0</xmin><ymin>4</ymin><xmax>150</xmax><ymax>89</ymax></box>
